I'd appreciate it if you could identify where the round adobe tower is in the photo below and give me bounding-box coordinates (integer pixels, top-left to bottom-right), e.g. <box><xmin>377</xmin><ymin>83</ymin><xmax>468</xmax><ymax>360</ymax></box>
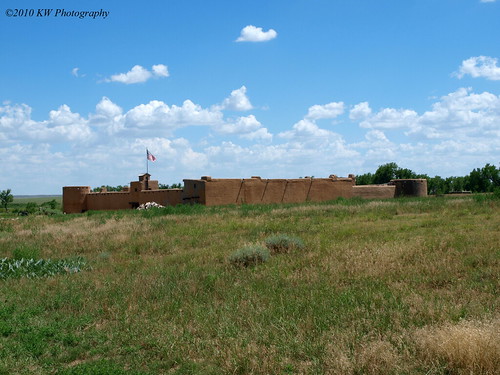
<box><xmin>391</xmin><ymin>179</ymin><xmax>428</xmax><ymax>197</ymax></box>
<box><xmin>63</xmin><ymin>186</ymin><xmax>90</xmax><ymax>213</ymax></box>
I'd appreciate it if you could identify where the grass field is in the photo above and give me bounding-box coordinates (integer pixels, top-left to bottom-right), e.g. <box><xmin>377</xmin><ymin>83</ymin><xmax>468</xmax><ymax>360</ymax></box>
<box><xmin>12</xmin><ymin>196</ymin><xmax>62</xmax><ymax>206</ymax></box>
<box><xmin>0</xmin><ymin>196</ymin><xmax>498</xmax><ymax>374</ymax></box>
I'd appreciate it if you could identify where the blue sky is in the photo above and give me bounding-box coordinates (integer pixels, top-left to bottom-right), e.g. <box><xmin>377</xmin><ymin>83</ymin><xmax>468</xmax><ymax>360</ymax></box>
<box><xmin>1</xmin><ymin>0</ymin><xmax>499</xmax><ymax>194</ymax></box>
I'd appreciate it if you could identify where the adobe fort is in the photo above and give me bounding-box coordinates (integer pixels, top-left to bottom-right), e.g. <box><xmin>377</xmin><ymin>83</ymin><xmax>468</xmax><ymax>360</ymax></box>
<box><xmin>62</xmin><ymin>174</ymin><xmax>427</xmax><ymax>214</ymax></box>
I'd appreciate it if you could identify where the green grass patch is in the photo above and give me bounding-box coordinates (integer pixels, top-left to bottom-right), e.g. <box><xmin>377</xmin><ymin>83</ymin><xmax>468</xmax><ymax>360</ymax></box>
<box><xmin>0</xmin><ymin>196</ymin><xmax>497</xmax><ymax>374</ymax></box>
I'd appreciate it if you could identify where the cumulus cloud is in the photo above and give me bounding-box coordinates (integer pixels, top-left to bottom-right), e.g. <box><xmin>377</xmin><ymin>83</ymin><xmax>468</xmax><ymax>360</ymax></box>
<box><xmin>89</xmin><ymin>97</ymin><xmax>125</xmax><ymax>135</ymax></box>
<box><xmin>480</xmin><ymin>0</ymin><xmax>496</xmax><ymax>3</ymax></box>
<box><xmin>359</xmin><ymin>108</ymin><xmax>419</xmax><ymax>129</ymax></box>
<box><xmin>2</xmin><ymin>86</ymin><xmax>499</xmax><ymax>194</ymax></box>
<box><xmin>124</xmin><ymin>99</ymin><xmax>223</xmax><ymax>134</ymax></box>
<box><xmin>217</xmin><ymin>86</ymin><xmax>253</xmax><ymax>111</ymax></box>
<box><xmin>353</xmin><ymin>88</ymin><xmax>500</xmax><ymax>142</ymax></box>
<box><xmin>106</xmin><ymin>64</ymin><xmax>169</xmax><ymax>84</ymax></box>
<box><xmin>236</xmin><ymin>25</ymin><xmax>277</xmax><ymax>42</ymax></box>
<box><xmin>215</xmin><ymin>115</ymin><xmax>272</xmax><ymax>141</ymax></box>
<box><xmin>305</xmin><ymin>102</ymin><xmax>345</xmax><ymax>120</ymax></box>
<box><xmin>455</xmin><ymin>56</ymin><xmax>500</xmax><ymax>80</ymax></box>
<box><xmin>151</xmin><ymin>64</ymin><xmax>169</xmax><ymax>77</ymax></box>
<box><xmin>279</xmin><ymin>119</ymin><xmax>333</xmax><ymax>140</ymax></box>
<box><xmin>350</xmin><ymin>102</ymin><xmax>372</xmax><ymax>120</ymax></box>
<box><xmin>0</xmin><ymin>103</ymin><xmax>92</xmax><ymax>143</ymax></box>
<box><xmin>71</xmin><ymin>67</ymin><xmax>81</xmax><ymax>77</ymax></box>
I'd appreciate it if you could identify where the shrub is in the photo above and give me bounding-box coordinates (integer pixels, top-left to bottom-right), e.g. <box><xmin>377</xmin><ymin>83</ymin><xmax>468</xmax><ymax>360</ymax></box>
<box><xmin>41</xmin><ymin>199</ymin><xmax>58</xmax><ymax>210</ymax></box>
<box><xmin>25</xmin><ymin>202</ymin><xmax>39</xmax><ymax>215</ymax></box>
<box><xmin>229</xmin><ymin>245</ymin><xmax>270</xmax><ymax>267</ymax></box>
<box><xmin>264</xmin><ymin>234</ymin><xmax>305</xmax><ymax>254</ymax></box>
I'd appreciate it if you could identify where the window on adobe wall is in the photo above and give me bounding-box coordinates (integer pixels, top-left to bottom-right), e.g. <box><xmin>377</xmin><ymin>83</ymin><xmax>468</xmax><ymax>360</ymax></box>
<box><xmin>194</xmin><ymin>184</ymin><xmax>197</xmax><ymax>189</ymax></box>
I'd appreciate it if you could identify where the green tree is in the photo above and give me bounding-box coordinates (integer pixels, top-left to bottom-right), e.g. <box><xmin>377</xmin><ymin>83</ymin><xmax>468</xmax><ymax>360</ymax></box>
<box><xmin>467</xmin><ymin>164</ymin><xmax>499</xmax><ymax>193</ymax></box>
<box><xmin>0</xmin><ymin>189</ymin><xmax>14</xmax><ymax>211</ymax></box>
<box><xmin>428</xmin><ymin>176</ymin><xmax>445</xmax><ymax>195</ymax></box>
<box><xmin>354</xmin><ymin>172</ymin><xmax>374</xmax><ymax>185</ymax></box>
<box><xmin>159</xmin><ymin>183</ymin><xmax>183</xmax><ymax>189</ymax></box>
<box><xmin>373</xmin><ymin>162</ymin><xmax>400</xmax><ymax>184</ymax></box>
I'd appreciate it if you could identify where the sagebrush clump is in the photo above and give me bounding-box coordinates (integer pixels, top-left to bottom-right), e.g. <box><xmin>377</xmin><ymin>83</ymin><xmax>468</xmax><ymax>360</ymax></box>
<box><xmin>229</xmin><ymin>245</ymin><xmax>270</xmax><ymax>267</ymax></box>
<box><xmin>265</xmin><ymin>234</ymin><xmax>305</xmax><ymax>254</ymax></box>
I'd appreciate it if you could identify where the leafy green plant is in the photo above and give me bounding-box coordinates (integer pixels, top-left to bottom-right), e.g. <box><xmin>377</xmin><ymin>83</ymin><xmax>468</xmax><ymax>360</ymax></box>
<box><xmin>0</xmin><ymin>257</ymin><xmax>89</xmax><ymax>279</ymax></box>
<box><xmin>264</xmin><ymin>234</ymin><xmax>305</xmax><ymax>254</ymax></box>
<box><xmin>229</xmin><ymin>244</ymin><xmax>270</xmax><ymax>267</ymax></box>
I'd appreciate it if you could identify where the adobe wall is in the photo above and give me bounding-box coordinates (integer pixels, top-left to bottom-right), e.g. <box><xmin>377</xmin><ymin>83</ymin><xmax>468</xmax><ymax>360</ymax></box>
<box><xmin>183</xmin><ymin>176</ymin><xmax>355</xmax><ymax>206</ymax></box>
<box><xmin>307</xmin><ymin>178</ymin><xmax>353</xmax><ymax>201</ymax></box>
<box><xmin>139</xmin><ymin>189</ymin><xmax>183</xmax><ymax>206</ymax></box>
<box><xmin>86</xmin><ymin>192</ymin><xmax>131</xmax><ymax>211</ymax></box>
<box><xmin>352</xmin><ymin>185</ymin><xmax>396</xmax><ymax>199</ymax></box>
<box><xmin>63</xmin><ymin>187</ymin><xmax>90</xmax><ymax>214</ymax></box>
<box><xmin>63</xmin><ymin>175</ymin><xmax>429</xmax><ymax>213</ymax></box>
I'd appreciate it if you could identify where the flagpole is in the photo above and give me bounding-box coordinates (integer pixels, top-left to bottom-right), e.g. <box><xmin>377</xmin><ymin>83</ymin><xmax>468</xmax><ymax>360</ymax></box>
<box><xmin>146</xmin><ymin>149</ymin><xmax>149</xmax><ymax>174</ymax></box>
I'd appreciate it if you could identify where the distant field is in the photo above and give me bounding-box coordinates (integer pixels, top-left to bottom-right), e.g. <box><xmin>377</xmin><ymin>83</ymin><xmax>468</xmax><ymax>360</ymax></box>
<box><xmin>0</xmin><ymin>196</ymin><xmax>498</xmax><ymax>374</ymax></box>
<box><xmin>13</xmin><ymin>195</ymin><xmax>62</xmax><ymax>204</ymax></box>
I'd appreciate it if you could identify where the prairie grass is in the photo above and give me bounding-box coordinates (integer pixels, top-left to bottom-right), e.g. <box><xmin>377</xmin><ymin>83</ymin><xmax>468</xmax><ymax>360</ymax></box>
<box><xmin>0</xmin><ymin>196</ymin><xmax>498</xmax><ymax>374</ymax></box>
<box><xmin>414</xmin><ymin>318</ymin><xmax>499</xmax><ymax>374</ymax></box>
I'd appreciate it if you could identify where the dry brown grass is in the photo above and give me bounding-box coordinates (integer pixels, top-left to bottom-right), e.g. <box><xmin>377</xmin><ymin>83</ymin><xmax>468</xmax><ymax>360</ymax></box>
<box><xmin>323</xmin><ymin>335</ymin><xmax>406</xmax><ymax>375</ymax></box>
<box><xmin>414</xmin><ymin>318</ymin><xmax>500</xmax><ymax>374</ymax></box>
<box><xmin>356</xmin><ymin>339</ymin><xmax>403</xmax><ymax>375</ymax></box>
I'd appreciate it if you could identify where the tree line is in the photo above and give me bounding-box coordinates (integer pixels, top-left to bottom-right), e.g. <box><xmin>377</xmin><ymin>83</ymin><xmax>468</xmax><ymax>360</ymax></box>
<box><xmin>355</xmin><ymin>162</ymin><xmax>500</xmax><ymax>195</ymax></box>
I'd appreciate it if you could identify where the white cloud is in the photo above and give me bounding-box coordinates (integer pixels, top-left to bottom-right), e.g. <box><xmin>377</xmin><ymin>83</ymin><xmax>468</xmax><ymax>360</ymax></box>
<box><xmin>216</xmin><ymin>115</ymin><xmax>260</xmax><ymax>134</ymax></box>
<box><xmin>106</xmin><ymin>64</ymin><xmax>169</xmax><ymax>84</ymax></box>
<box><xmin>305</xmin><ymin>102</ymin><xmax>345</xmax><ymax>120</ymax></box>
<box><xmin>359</xmin><ymin>108</ymin><xmax>418</xmax><ymax>129</ymax></box>
<box><xmin>350</xmin><ymin>102</ymin><xmax>372</xmax><ymax>120</ymax></box>
<box><xmin>218</xmin><ymin>86</ymin><xmax>253</xmax><ymax>111</ymax></box>
<box><xmin>151</xmin><ymin>64</ymin><xmax>169</xmax><ymax>77</ymax></box>
<box><xmin>89</xmin><ymin>97</ymin><xmax>125</xmax><ymax>135</ymax></box>
<box><xmin>456</xmin><ymin>56</ymin><xmax>500</xmax><ymax>80</ymax></box>
<box><xmin>480</xmin><ymin>0</ymin><xmax>496</xmax><ymax>3</ymax></box>
<box><xmin>215</xmin><ymin>115</ymin><xmax>272</xmax><ymax>141</ymax></box>
<box><xmin>2</xmin><ymin>86</ymin><xmax>499</xmax><ymax>194</ymax></box>
<box><xmin>279</xmin><ymin>119</ymin><xmax>333</xmax><ymax>140</ymax></box>
<box><xmin>241</xmin><ymin>127</ymin><xmax>273</xmax><ymax>141</ymax></box>
<box><xmin>0</xmin><ymin>103</ymin><xmax>92</xmax><ymax>143</ymax></box>
<box><xmin>71</xmin><ymin>67</ymin><xmax>81</xmax><ymax>77</ymax></box>
<box><xmin>124</xmin><ymin>99</ymin><xmax>223</xmax><ymax>133</ymax></box>
<box><xmin>351</xmin><ymin>88</ymin><xmax>500</xmax><ymax>144</ymax></box>
<box><xmin>236</xmin><ymin>25</ymin><xmax>277</xmax><ymax>42</ymax></box>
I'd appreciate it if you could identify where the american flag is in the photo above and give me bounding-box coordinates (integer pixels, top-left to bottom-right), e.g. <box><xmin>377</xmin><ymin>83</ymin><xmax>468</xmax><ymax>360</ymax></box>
<box><xmin>146</xmin><ymin>149</ymin><xmax>157</xmax><ymax>162</ymax></box>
